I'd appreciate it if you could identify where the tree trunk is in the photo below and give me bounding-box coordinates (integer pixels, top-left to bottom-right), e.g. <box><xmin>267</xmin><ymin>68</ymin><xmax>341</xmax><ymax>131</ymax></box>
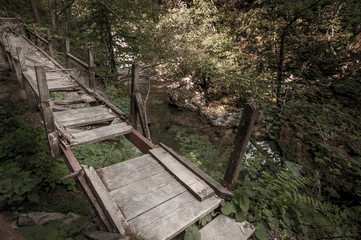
<box><xmin>30</xmin><ymin>0</ymin><xmax>41</xmax><ymax>24</ymax></box>
<box><xmin>63</xmin><ymin>0</ymin><xmax>71</xmax><ymax>37</ymax></box>
<box><xmin>48</xmin><ymin>0</ymin><xmax>56</xmax><ymax>29</ymax></box>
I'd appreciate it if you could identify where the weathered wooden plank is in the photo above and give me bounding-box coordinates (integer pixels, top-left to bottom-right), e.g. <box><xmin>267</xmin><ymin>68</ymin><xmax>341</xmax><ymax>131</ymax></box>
<box><xmin>70</xmin><ymin>123</ymin><xmax>132</xmax><ymax>148</ymax></box>
<box><xmin>110</xmin><ymin>171</ymin><xmax>187</xmax><ymax>220</ymax></box>
<box><xmin>47</xmin><ymin>79</ymin><xmax>80</xmax><ymax>91</ymax></box>
<box><xmin>52</xmin><ymin>94</ymin><xmax>96</xmax><ymax>105</ymax></box>
<box><xmin>0</xmin><ymin>219</ymin><xmax>27</xmax><ymax>240</ymax></box>
<box><xmin>150</xmin><ymin>148</ymin><xmax>215</xmax><ymax>201</ymax></box>
<box><xmin>199</xmin><ymin>215</ymin><xmax>255</xmax><ymax>240</ymax></box>
<box><xmin>83</xmin><ymin>165</ymin><xmax>128</xmax><ymax>235</ymax></box>
<box><xmin>124</xmin><ymin>128</ymin><xmax>156</xmax><ymax>154</ymax></box>
<box><xmin>54</xmin><ymin>106</ymin><xmax>116</xmax><ymax>127</ymax></box>
<box><xmin>159</xmin><ymin>143</ymin><xmax>234</xmax><ymax>200</ymax></box>
<box><xmin>129</xmin><ymin>192</ymin><xmax>221</xmax><ymax>240</ymax></box>
<box><xmin>67</xmin><ymin>52</ymin><xmax>88</xmax><ymax>69</ymax></box>
<box><xmin>97</xmin><ymin>155</ymin><xmax>164</xmax><ymax>191</ymax></box>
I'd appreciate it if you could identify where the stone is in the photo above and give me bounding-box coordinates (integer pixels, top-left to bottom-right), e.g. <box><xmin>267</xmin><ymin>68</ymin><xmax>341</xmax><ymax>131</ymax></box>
<box><xmin>17</xmin><ymin>212</ymin><xmax>65</xmax><ymax>226</ymax></box>
<box><xmin>59</xmin><ymin>212</ymin><xmax>80</xmax><ymax>228</ymax></box>
<box><xmin>84</xmin><ymin>230</ymin><xmax>130</xmax><ymax>240</ymax></box>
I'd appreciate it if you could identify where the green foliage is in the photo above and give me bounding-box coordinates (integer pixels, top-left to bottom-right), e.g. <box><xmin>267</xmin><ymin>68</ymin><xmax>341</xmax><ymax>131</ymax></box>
<box><xmin>73</xmin><ymin>137</ymin><xmax>142</xmax><ymax>169</ymax></box>
<box><xmin>0</xmin><ymin>105</ymin><xmax>75</xmax><ymax>210</ymax></box>
<box><xmin>16</xmin><ymin>216</ymin><xmax>89</xmax><ymax>240</ymax></box>
<box><xmin>184</xmin><ymin>224</ymin><xmax>201</xmax><ymax>240</ymax></box>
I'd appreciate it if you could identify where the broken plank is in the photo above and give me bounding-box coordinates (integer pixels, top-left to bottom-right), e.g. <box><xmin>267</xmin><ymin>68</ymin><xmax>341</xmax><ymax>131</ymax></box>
<box><xmin>54</xmin><ymin>106</ymin><xmax>116</xmax><ymax>127</ymax></box>
<box><xmin>47</xmin><ymin>79</ymin><xmax>80</xmax><ymax>92</ymax></box>
<box><xmin>150</xmin><ymin>148</ymin><xmax>214</xmax><ymax>201</ymax></box>
<box><xmin>159</xmin><ymin>143</ymin><xmax>233</xmax><ymax>200</ymax></box>
<box><xmin>109</xmin><ymin>171</ymin><xmax>187</xmax><ymax>220</ymax></box>
<box><xmin>83</xmin><ymin>165</ymin><xmax>128</xmax><ymax>234</ymax></box>
<box><xmin>70</xmin><ymin>123</ymin><xmax>132</xmax><ymax>148</ymax></box>
<box><xmin>97</xmin><ymin>155</ymin><xmax>164</xmax><ymax>191</ymax></box>
<box><xmin>129</xmin><ymin>191</ymin><xmax>221</xmax><ymax>240</ymax></box>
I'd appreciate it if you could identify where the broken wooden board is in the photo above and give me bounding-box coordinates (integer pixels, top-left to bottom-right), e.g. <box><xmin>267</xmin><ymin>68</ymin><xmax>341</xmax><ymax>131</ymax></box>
<box><xmin>97</xmin><ymin>155</ymin><xmax>164</xmax><ymax>191</ymax></box>
<box><xmin>199</xmin><ymin>214</ymin><xmax>255</xmax><ymax>240</ymax></box>
<box><xmin>54</xmin><ymin>106</ymin><xmax>116</xmax><ymax>127</ymax></box>
<box><xmin>82</xmin><ymin>165</ymin><xmax>128</xmax><ymax>235</ymax></box>
<box><xmin>150</xmin><ymin>148</ymin><xmax>214</xmax><ymax>201</ymax></box>
<box><xmin>129</xmin><ymin>191</ymin><xmax>221</xmax><ymax>240</ymax></box>
<box><xmin>70</xmin><ymin>123</ymin><xmax>132</xmax><ymax>148</ymax></box>
<box><xmin>109</xmin><ymin>170</ymin><xmax>188</xmax><ymax>220</ymax></box>
<box><xmin>47</xmin><ymin>79</ymin><xmax>80</xmax><ymax>92</ymax></box>
<box><xmin>159</xmin><ymin>143</ymin><xmax>233</xmax><ymax>200</ymax></box>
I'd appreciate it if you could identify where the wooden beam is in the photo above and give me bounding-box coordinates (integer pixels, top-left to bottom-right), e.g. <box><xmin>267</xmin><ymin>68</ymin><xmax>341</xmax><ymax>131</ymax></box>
<box><xmin>60</xmin><ymin>145</ymin><xmax>114</xmax><ymax>232</ymax></box>
<box><xmin>129</xmin><ymin>64</ymin><xmax>139</xmax><ymax>128</ymax></box>
<box><xmin>0</xmin><ymin>219</ymin><xmax>26</xmax><ymax>240</ymax></box>
<box><xmin>222</xmin><ymin>103</ymin><xmax>257</xmax><ymax>190</ymax></box>
<box><xmin>150</xmin><ymin>148</ymin><xmax>215</xmax><ymax>201</ymax></box>
<box><xmin>124</xmin><ymin>128</ymin><xmax>156</xmax><ymax>154</ymax></box>
<box><xmin>35</xmin><ymin>65</ymin><xmax>60</xmax><ymax>158</ymax></box>
<box><xmin>159</xmin><ymin>143</ymin><xmax>234</xmax><ymax>200</ymax></box>
<box><xmin>83</xmin><ymin>165</ymin><xmax>128</xmax><ymax>234</ymax></box>
<box><xmin>88</xmin><ymin>47</ymin><xmax>95</xmax><ymax>88</ymax></box>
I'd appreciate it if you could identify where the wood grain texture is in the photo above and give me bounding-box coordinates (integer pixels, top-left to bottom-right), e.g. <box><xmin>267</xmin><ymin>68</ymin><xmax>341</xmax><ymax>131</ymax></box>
<box><xmin>159</xmin><ymin>143</ymin><xmax>234</xmax><ymax>200</ymax></box>
<box><xmin>150</xmin><ymin>148</ymin><xmax>214</xmax><ymax>201</ymax></box>
<box><xmin>200</xmin><ymin>214</ymin><xmax>255</xmax><ymax>240</ymax></box>
<box><xmin>70</xmin><ymin>123</ymin><xmax>132</xmax><ymax>148</ymax></box>
<box><xmin>54</xmin><ymin>106</ymin><xmax>115</xmax><ymax>127</ymax></box>
<box><xmin>97</xmin><ymin>155</ymin><xmax>164</xmax><ymax>191</ymax></box>
<box><xmin>129</xmin><ymin>192</ymin><xmax>221</xmax><ymax>240</ymax></box>
<box><xmin>83</xmin><ymin>165</ymin><xmax>128</xmax><ymax>235</ymax></box>
<box><xmin>109</xmin><ymin>171</ymin><xmax>187</xmax><ymax>220</ymax></box>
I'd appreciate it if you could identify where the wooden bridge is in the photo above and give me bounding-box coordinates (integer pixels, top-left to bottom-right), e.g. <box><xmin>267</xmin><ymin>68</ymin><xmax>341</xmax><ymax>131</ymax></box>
<box><xmin>0</xmin><ymin>19</ymin><xmax>255</xmax><ymax>240</ymax></box>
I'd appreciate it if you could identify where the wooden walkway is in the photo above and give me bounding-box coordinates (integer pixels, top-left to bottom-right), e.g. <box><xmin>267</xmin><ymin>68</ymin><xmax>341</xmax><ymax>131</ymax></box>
<box><xmin>0</xmin><ymin>24</ymin><xmax>248</xmax><ymax>239</ymax></box>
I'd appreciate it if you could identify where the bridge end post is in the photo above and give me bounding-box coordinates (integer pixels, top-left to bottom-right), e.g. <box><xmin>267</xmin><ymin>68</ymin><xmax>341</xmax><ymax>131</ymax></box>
<box><xmin>64</xmin><ymin>39</ymin><xmax>70</xmax><ymax>68</ymax></box>
<box><xmin>88</xmin><ymin>47</ymin><xmax>95</xmax><ymax>89</ymax></box>
<box><xmin>16</xmin><ymin>47</ymin><xmax>38</xmax><ymax>112</ymax></box>
<box><xmin>222</xmin><ymin>103</ymin><xmax>258</xmax><ymax>190</ymax></box>
<box><xmin>35</xmin><ymin>65</ymin><xmax>60</xmax><ymax>158</ymax></box>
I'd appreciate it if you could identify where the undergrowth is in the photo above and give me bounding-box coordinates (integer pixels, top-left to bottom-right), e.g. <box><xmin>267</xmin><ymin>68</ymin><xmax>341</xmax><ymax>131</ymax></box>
<box><xmin>0</xmin><ymin>104</ymin><xmax>76</xmax><ymax>212</ymax></box>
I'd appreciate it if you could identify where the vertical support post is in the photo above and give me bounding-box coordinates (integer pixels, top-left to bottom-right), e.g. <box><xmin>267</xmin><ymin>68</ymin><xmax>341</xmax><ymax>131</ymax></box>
<box><xmin>35</xmin><ymin>65</ymin><xmax>60</xmax><ymax>158</ymax></box>
<box><xmin>3</xmin><ymin>35</ymin><xmax>14</xmax><ymax>72</ymax></box>
<box><xmin>46</xmin><ymin>29</ymin><xmax>54</xmax><ymax>59</ymax></box>
<box><xmin>16</xmin><ymin>47</ymin><xmax>38</xmax><ymax>112</ymax></box>
<box><xmin>130</xmin><ymin>63</ymin><xmax>139</xmax><ymax>128</ymax></box>
<box><xmin>33</xmin><ymin>23</ymin><xmax>39</xmax><ymax>46</ymax></box>
<box><xmin>65</xmin><ymin>39</ymin><xmax>70</xmax><ymax>68</ymax></box>
<box><xmin>88</xmin><ymin>47</ymin><xmax>95</xmax><ymax>89</ymax></box>
<box><xmin>135</xmin><ymin>93</ymin><xmax>151</xmax><ymax>140</ymax></box>
<box><xmin>222</xmin><ymin>103</ymin><xmax>258</xmax><ymax>190</ymax></box>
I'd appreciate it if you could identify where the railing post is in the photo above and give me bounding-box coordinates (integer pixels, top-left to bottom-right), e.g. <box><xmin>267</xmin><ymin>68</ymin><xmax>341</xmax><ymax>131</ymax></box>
<box><xmin>3</xmin><ymin>34</ymin><xmax>14</xmax><ymax>72</ymax></box>
<box><xmin>32</xmin><ymin>23</ymin><xmax>39</xmax><ymax>46</ymax></box>
<box><xmin>35</xmin><ymin>65</ymin><xmax>60</xmax><ymax>158</ymax></box>
<box><xmin>65</xmin><ymin>39</ymin><xmax>70</xmax><ymax>68</ymax></box>
<box><xmin>222</xmin><ymin>103</ymin><xmax>258</xmax><ymax>190</ymax></box>
<box><xmin>16</xmin><ymin>47</ymin><xmax>38</xmax><ymax>112</ymax></box>
<box><xmin>130</xmin><ymin>63</ymin><xmax>139</xmax><ymax>128</ymax></box>
<box><xmin>88</xmin><ymin>47</ymin><xmax>95</xmax><ymax>89</ymax></box>
<box><xmin>46</xmin><ymin>29</ymin><xmax>54</xmax><ymax>58</ymax></box>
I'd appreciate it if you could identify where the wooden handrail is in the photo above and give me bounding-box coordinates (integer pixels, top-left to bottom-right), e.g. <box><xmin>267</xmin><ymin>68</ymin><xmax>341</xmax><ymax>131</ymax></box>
<box><xmin>66</xmin><ymin>52</ymin><xmax>89</xmax><ymax>69</ymax></box>
<box><xmin>25</xmin><ymin>28</ymin><xmax>49</xmax><ymax>44</ymax></box>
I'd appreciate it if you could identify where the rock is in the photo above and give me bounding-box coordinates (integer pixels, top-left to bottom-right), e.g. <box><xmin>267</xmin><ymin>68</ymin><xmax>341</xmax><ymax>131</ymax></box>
<box><xmin>17</xmin><ymin>212</ymin><xmax>65</xmax><ymax>226</ymax></box>
<box><xmin>59</xmin><ymin>212</ymin><xmax>80</xmax><ymax>228</ymax></box>
<box><xmin>84</xmin><ymin>230</ymin><xmax>130</xmax><ymax>240</ymax></box>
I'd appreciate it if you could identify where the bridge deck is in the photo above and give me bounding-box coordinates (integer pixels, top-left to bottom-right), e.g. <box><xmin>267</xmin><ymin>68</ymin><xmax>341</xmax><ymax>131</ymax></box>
<box><xmin>1</xmin><ymin>30</ymin><xmax>233</xmax><ymax>240</ymax></box>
